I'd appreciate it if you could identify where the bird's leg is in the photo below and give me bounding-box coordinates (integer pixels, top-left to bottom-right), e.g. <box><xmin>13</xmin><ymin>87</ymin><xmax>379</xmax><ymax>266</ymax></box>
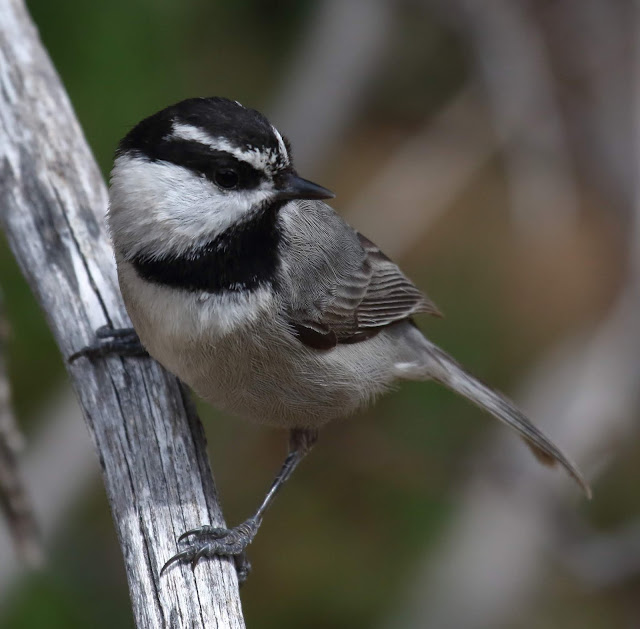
<box><xmin>161</xmin><ymin>428</ymin><xmax>318</xmax><ymax>581</ymax></box>
<box><xmin>68</xmin><ymin>325</ymin><xmax>148</xmax><ymax>362</ymax></box>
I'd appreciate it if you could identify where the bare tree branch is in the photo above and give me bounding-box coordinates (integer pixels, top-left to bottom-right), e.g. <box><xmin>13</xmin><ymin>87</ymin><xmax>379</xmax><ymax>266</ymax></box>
<box><xmin>387</xmin><ymin>289</ymin><xmax>639</xmax><ymax>629</ymax></box>
<box><xmin>541</xmin><ymin>0</ymin><xmax>635</xmax><ymax>218</ymax></box>
<box><xmin>562</xmin><ymin>518</ymin><xmax>640</xmax><ymax>588</ymax></box>
<box><xmin>427</xmin><ymin>0</ymin><xmax>580</xmax><ymax>236</ymax></box>
<box><xmin>345</xmin><ymin>87</ymin><xmax>493</xmax><ymax>255</ymax></box>
<box><xmin>270</xmin><ymin>0</ymin><xmax>395</xmax><ymax>172</ymax></box>
<box><xmin>378</xmin><ymin>5</ymin><xmax>638</xmax><ymax>626</ymax></box>
<box><xmin>0</xmin><ymin>387</ymin><xmax>94</xmax><ymax>601</ymax></box>
<box><xmin>380</xmin><ymin>52</ymin><xmax>640</xmax><ymax>623</ymax></box>
<box><xmin>0</xmin><ymin>1</ymin><xmax>245</xmax><ymax>626</ymax></box>
<box><xmin>0</xmin><ymin>294</ymin><xmax>41</xmax><ymax>566</ymax></box>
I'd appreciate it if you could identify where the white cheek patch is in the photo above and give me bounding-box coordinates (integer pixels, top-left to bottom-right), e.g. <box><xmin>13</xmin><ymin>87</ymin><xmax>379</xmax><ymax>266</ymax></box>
<box><xmin>170</xmin><ymin>122</ymin><xmax>289</xmax><ymax>171</ymax></box>
<box><xmin>109</xmin><ymin>154</ymin><xmax>272</xmax><ymax>259</ymax></box>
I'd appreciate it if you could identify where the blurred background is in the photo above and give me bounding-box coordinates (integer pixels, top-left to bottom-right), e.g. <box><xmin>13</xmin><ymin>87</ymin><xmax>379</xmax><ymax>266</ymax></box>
<box><xmin>1</xmin><ymin>0</ymin><xmax>638</xmax><ymax>627</ymax></box>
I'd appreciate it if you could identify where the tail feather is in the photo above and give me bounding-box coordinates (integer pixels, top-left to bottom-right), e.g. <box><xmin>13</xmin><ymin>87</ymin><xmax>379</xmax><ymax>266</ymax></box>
<box><xmin>423</xmin><ymin>342</ymin><xmax>591</xmax><ymax>498</ymax></box>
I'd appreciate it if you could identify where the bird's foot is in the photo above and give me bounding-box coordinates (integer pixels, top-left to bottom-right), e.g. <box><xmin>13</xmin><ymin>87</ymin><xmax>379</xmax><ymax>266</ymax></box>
<box><xmin>233</xmin><ymin>552</ymin><xmax>252</xmax><ymax>585</ymax></box>
<box><xmin>161</xmin><ymin>518</ymin><xmax>260</xmax><ymax>583</ymax></box>
<box><xmin>69</xmin><ymin>325</ymin><xmax>148</xmax><ymax>362</ymax></box>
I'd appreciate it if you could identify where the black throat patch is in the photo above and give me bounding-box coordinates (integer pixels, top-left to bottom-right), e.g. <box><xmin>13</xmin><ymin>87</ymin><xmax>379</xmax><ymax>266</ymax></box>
<box><xmin>131</xmin><ymin>202</ymin><xmax>282</xmax><ymax>293</ymax></box>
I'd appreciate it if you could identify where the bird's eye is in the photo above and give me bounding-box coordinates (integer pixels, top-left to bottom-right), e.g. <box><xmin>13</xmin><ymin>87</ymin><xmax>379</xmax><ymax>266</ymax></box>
<box><xmin>214</xmin><ymin>168</ymin><xmax>239</xmax><ymax>189</ymax></box>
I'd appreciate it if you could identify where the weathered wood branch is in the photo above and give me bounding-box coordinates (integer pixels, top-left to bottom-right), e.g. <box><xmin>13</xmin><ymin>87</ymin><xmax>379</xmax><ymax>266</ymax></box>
<box><xmin>0</xmin><ymin>1</ymin><xmax>245</xmax><ymax>626</ymax></box>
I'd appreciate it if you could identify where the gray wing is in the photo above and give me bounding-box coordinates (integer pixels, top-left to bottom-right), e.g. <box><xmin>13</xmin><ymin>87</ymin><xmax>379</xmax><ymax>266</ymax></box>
<box><xmin>281</xmin><ymin>201</ymin><xmax>440</xmax><ymax>350</ymax></box>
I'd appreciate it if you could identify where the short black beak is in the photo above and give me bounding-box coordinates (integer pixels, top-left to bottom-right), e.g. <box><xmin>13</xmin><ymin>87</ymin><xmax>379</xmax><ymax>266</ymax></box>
<box><xmin>276</xmin><ymin>173</ymin><xmax>335</xmax><ymax>201</ymax></box>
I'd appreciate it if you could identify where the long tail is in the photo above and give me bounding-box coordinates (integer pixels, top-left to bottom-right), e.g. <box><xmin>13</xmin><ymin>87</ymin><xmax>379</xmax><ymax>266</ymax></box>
<box><xmin>418</xmin><ymin>339</ymin><xmax>591</xmax><ymax>498</ymax></box>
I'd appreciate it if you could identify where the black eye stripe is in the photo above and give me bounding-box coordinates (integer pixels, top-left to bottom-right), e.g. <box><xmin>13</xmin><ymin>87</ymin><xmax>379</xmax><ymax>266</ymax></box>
<box><xmin>134</xmin><ymin>139</ymin><xmax>264</xmax><ymax>190</ymax></box>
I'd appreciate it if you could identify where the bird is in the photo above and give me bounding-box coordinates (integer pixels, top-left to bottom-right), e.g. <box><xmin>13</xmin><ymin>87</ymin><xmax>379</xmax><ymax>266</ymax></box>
<box><xmin>72</xmin><ymin>96</ymin><xmax>590</xmax><ymax>577</ymax></box>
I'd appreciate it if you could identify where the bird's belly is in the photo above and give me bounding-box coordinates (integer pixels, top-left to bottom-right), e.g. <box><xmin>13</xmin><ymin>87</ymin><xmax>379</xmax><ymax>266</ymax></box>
<box><xmin>144</xmin><ymin>320</ymin><xmax>397</xmax><ymax>429</ymax></box>
<box><xmin>169</xmin><ymin>326</ymin><xmax>394</xmax><ymax>429</ymax></box>
<box><xmin>119</xmin><ymin>267</ymin><xmax>403</xmax><ymax>428</ymax></box>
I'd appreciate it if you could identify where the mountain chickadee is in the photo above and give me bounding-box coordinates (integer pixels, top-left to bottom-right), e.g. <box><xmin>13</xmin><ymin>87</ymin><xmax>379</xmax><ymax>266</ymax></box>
<box><xmin>72</xmin><ymin>97</ymin><xmax>590</xmax><ymax>576</ymax></box>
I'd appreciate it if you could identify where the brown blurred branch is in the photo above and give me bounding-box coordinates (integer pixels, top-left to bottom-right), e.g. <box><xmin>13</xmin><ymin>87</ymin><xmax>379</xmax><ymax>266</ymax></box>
<box><xmin>270</xmin><ymin>0</ymin><xmax>395</xmax><ymax>172</ymax></box>
<box><xmin>0</xmin><ymin>387</ymin><xmax>95</xmax><ymax>601</ymax></box>
<box><xmin>0</xmin><ymin>1</ymin><xmax>244</xmax><ymax>627</ymax></box>
<box><xmin>380</xmin><ymin>6</ymin><xmax>640</xmax><ymax>620</ymax></box>
<box><xmin>541</xmin><ymin>0</ymin><xmax>635</xmax><ymax>218</ymax></box>
<box><xmin>388</xmin><ymin>290</ymin><xmax>639</xmax><ymax>629</ymax></box>
<box><xmin>427</xmin><ymin>0</ymin><xmax>579</xmax><ymax>235</ymax></box>
<box><xmin>373</xmin><ymin>4</ymin><xmax>639</xmax><ymax>626</ymax></box>
<box><xmin>0</xmin><ymin>295</ymin><xmax>41</xmax><ymax>566</ymax></box>
<box><xmin>345</xmin><ymin>87</ymin><xmax>492</xmax><ymax>255</ymax></box>
<box><xmin>562</xmin><ymin>519</ymin><xmax>640</xmax><ymax>588</ymax></box>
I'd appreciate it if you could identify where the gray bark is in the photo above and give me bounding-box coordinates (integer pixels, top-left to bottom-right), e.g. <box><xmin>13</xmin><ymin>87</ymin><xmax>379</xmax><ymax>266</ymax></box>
<box><xmin>0</xmin><ymin>0</ymin><xmax>245</xmax><ymax>626</ymax></box>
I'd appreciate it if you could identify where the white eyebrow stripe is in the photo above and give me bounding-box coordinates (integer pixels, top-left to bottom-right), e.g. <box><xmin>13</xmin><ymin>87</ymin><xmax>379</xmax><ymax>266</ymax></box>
<box><xmin>170</xmin><ymin>121</ymin><xmax>288</xmax><ymax>171</ymax></box>
<box><xmin>271</xmin><ymin>125</ymin><xmax>290</xmax><ymax>164</ymax></box>
<box><xmin>169</xmin><ymin>122</ymin><xmax>218</xmax><ymax>147</ymax></box>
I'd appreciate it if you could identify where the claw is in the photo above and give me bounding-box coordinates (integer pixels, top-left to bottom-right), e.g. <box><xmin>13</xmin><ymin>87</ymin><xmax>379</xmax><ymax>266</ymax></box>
<box><xmin>234</xmin><ymin>553</ymin><xmax>252</xmax><ymax>586</ymax></box>
<box><xmin>159</xmin><ymin>429</ymin><xmax>314</xmax><ymax>583</ymax></box>
<box><xmin>69</xmin><ymin>326</ymin><xmax>148</xmax><ymax>363</ymax></box>
<box><xmin>178</xmin><ymin>525</ymin><xmax>227</xmax><ymax>544</ymax></box>
<box><xmin>161</xmin><ymin>519</ymin><xmax>259</xmax><ymax>580</ymax></box>
<box><xmin>178</xmin><ymin>528</ymin><xmax>202</xmax><ymax>544</ymax></box>
<box><xmin>160</xmin><ymin>548</ymin><xmax>193</xmax><ymax>576</ymax></box>
<box><xmin>96</xmin><ymin>325</ymin><xmax>127</xmax><ymax>338</ymax></box>
<box><xmin>191</xmin><ymin>545</ymin><xmax>211</xmax><ymax>571</ymax></box>
<box><xmin>68</xmin><ymin>345</ymin><xmax>93</xmax><ymax>363</ymax></box>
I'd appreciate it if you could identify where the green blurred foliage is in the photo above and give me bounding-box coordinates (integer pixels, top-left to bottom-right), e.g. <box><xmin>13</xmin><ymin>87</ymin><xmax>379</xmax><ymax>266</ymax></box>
<box><xmin>0</xmin><ymin>1</ymin><xmax>629</xmax><ymax>628</ymax></box>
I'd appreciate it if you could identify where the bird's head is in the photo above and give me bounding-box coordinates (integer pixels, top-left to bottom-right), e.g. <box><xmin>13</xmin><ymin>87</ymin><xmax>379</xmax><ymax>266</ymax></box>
<box><xmin>108</xmin><ymin>97</ymin><xmax>333</xmax><ymax>260</ymax></box>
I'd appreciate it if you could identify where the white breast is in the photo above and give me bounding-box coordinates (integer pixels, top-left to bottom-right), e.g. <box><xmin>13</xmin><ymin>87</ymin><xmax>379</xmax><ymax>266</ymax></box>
<box><xmin>115</xmin><ymin>260</ymin><xmax>411</xmax><ymax>430</ymax></box>
<box><xmin>116</xmin><ymin>260</ymin><xmax>276</xmax><ymax>370</ymax></box>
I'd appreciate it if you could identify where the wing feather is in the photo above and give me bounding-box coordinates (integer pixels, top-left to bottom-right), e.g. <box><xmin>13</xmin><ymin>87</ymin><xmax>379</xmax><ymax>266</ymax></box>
<box><xmin>288</xmin><ymin>227</ymin><xmax>440</xmax><ymax>349</ymax></box>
